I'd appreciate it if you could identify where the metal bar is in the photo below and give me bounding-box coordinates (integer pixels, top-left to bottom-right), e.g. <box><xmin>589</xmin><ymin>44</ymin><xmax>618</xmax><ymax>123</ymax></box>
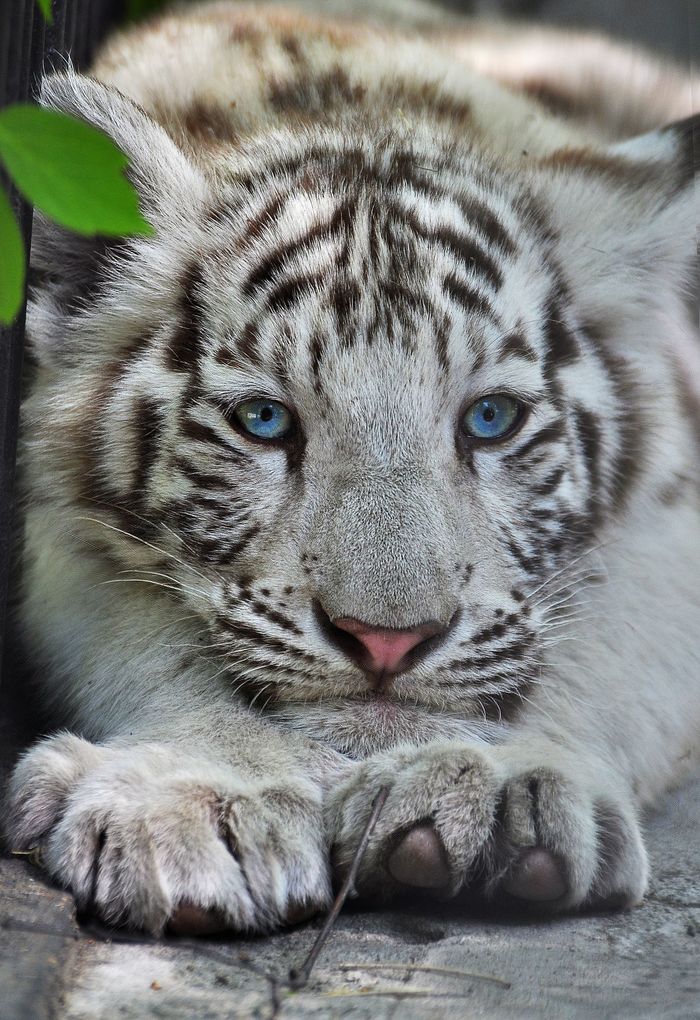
<box><xmin>0</xmin><ymin>193</ymin><xmax>31</xmax><ymax>681</ymax></box>
<box><xmin>0</xmin><ymin>0</ymin><xmax>37</xmax><ymax>684</ymax></box>
<box><xmin>0</xmin><ymin>0</ymin><xmax>124</xmax><ymax>687</ymax></box>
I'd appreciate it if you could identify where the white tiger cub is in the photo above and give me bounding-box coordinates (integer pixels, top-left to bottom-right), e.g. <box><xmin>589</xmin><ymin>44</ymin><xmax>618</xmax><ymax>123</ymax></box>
<box><xmin>5</xmin><ymin>0</ymin><xmax>699</xmax><ymax>935</ymax></box>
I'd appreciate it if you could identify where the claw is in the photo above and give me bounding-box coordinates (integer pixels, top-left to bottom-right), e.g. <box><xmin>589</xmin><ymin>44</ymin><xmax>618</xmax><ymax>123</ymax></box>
<box><xmin>168</xmin><ymin>902</ymin><xmax>229</xmax><ymax>936</ymax></box>
<box><xmin>284</xmin><ymin>899</ymin><xmax>321</xmax><ymax>926</ymax></box>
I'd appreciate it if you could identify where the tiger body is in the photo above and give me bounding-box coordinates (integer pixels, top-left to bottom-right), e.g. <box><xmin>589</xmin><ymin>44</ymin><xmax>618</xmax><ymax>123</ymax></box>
<box><xmin>6</xmin><ymin>0</ymin><xmax>700</xmax><ymax>933</ymax></box>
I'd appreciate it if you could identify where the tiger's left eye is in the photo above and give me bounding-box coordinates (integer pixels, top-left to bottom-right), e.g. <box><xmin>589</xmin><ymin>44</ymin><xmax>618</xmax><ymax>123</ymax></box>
<box><xmin>232</xmin><ymin>398</ymin><xmax>293</xmax><ymax>441</ymax></box>
<box><xmin>461</xmin><ymin>394</ymin><xmax>525</xmax><ymax>441</ymax></box>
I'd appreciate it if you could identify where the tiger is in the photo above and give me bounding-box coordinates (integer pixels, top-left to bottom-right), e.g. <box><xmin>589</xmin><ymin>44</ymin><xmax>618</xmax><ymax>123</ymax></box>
<box><xmin>4</xmin><ymin>0</ymin><xmax>699</xmax><ymax>936</ymax></box>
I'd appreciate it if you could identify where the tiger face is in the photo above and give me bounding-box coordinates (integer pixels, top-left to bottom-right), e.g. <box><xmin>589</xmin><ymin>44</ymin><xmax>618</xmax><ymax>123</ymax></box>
<box><xmin>27</xmin><ymin>72</ymin><xmax>696</xmax><ymax>753</ymax></box>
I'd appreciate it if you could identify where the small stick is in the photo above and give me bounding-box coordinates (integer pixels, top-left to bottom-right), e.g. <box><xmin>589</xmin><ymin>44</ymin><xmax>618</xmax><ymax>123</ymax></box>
<box><xmin>321</xmin><ymin>987</ymin><xmax>473</xmax><ymax>1000</ymax></box>
<box><xmin>337</xmin><ymin>962</ymin><xmax>512</xmax><ymax>988</ymax></box>
<box><xmin>289</xmin><ymin>785</ymin><xmax>390</xmax><ymax>990</ymax></box>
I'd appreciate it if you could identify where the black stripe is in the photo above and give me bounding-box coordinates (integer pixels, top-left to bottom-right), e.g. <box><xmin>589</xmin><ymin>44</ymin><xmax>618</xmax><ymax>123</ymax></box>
<box><xmin>498</xmin><ymin>330</ymin><xmax>538</xmax><ymax>363</ymax></box>
<box><xmin>215</xmin><ymin>346</ymin><xmax>238</xmax><ymax>367</ymax></box>
<box><xmin>173</xmin><ymin>455</ymin><xmax>227</xmax><ymax>491</ymax></box>
<box><xmin>205</xmin><ymin>524</ymin><xmax>260</xmax><ymax>566</ymax></box>
<box><xmin>471</xmin><ymin>621</ymin><xmax>507</xmax><ymax>645</ymax></box>
<box><xmin>131</xmin><ymin>396</ymin><xmax>164</xmax><ymax>504</ymax></box>
<box><xmin>167</xmin><ymin>264</ymin><xmax>207</xmax><ymax>373</ymax></box>
<box><xmin>180</xmin><ymin>415</ymin><xmax>235</xmax><ymax>453</ymax></box>
<box><xmin>214</xmin><ymin>322</ymin><xmax>263</xmax><ymax>367</ymax></box>
<box><xmin>572</xmin><ymin>403</ymin><xmax>603</xmax><ymax>512</ymax></box>
<box><xmin>505</xmin><ymin>534</ymin><xmax>541</xmax><ymax>575</ymax></box>
<box><xmin>547</xmin><ymin>510</ymin><xmax>594</xmax><ymax>551</ymax></box>
<box><xmin>237</xmin><ymin>322</ymin><xmax>262</xmax><ymax>365</ymax></box>
<box><xmin>331</xmin><ymin>278</ymin><xmax>361</xmax><ymax>333</ymax></box>
<box><xmin>242</xmin><ymin>204</ymin><xmax>351</xmax><ymax>297</ymax></box>
<box><xmin>503</xmin><ymin>422</ymin><xmax>564</xmax><ymax>465</ymax></box>
<box><xmin>443</xmin><ymin>272</ymin><xmax>498</xmax><ymax>322</ymax></box>
<box><xmin>607</xmin><ymin>366</ymin><xmax>644</xmax><ymax>509</ymax></box>
<box><xmin>455</xmin><ymin>196</ymin><xmax>517</xmax><ymax>257</ymax></box>
<box><xmin>239</xmin><ymin>192</ymin><xmax>286</xmax><ymax>245</ymax></box>
<box><xmin>217</xmin><ymin>615</ymin><xmax>317</xmax><ymax>662</ymax></box>
<box><xmin>236</xmin><ymin>592</ymin><xmax>303</xmax><ymax>636</ymax></box>
<box><xmin>399</xmin><ymin>210</ymin><xmax>503</xmax><ymax>290</ymax></box>
<box><xmin>383</xmin><ymin>150</ymin><xmax>447</xmax><ymax>201</ymax></box>
<box><xmin>541</xmin><ymin>294</ymin><xmax>579</xmax><ymax>385</ymax></box>
<box><xmin>271</xmin><ymin>324</ymin><xmax>296</xmax><ymax>388</ymax></box>
<box><xmin>434</xmin><ymin>312</ymin><xmax>451</xmax><ymax>376</ymax></box>
<box><xmin>584</xmin><ymin>322</ymin><xmax>644</xmax><ymax>510</ymax></box>
<box><xmin>532</xmin><ymin>466</ymin><xmax>566</xmax><ymax>497</ymax></box>
<box><xmin>78</xmin><ymin>337</ymin><xmax>161</xmax><ymax>543</ymax></box>
<box><xmin>444</xmin><ymin>635</ymin><xmax>534</xmax><ymax>672</ymax></box>
<box><xmin>265</xmin><ymin>270</ymin><xmax>326</xmax><ymax>313</ymax></box>
<box><xmin>239</xmin><ymin>146</ymin><xmax>342</xmax><ymax>188</ymax></box>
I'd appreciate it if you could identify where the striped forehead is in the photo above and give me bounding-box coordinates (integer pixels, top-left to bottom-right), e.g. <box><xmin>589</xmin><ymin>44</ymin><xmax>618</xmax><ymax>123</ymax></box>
<box><xmin>198</xmin><ymin>147</ymin><xmax>556</xmax><ymax>396</ymax></box>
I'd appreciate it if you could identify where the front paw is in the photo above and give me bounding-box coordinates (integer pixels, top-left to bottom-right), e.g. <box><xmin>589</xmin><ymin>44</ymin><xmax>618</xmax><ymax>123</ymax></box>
<box><xmin>6</xmin><ymin>734</ymin><xmax>331</xmax><ymax>934</ymax></box>
<box><xmin>326</xmin><ymin>741</ymin><xmax>648</xmax><ymax>912</ymax></box>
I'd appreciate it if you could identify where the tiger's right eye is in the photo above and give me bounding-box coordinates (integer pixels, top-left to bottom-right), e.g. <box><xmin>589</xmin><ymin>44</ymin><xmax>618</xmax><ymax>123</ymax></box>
<box><xmin>232</xmin><ymin>399</ymin><xmax>294</xmax><ymax>441</ymax></box>
<box><xmin>461</xmin><ymin>393</ymin><xmax>525</xmax><ymax>442</ymax></box>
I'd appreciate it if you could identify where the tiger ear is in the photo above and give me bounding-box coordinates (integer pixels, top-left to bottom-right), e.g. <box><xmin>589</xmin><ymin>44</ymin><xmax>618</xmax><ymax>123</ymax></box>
<box><xmin>28</xmin><ymin>73</ymin><xmax>209</xmax><ymax>336</ymax></box>
<box><xmin>39</xmin><ymin>70</ymin><xmax>208</xmax><ymax>225</ymax></box>
<box><xmin>535</xmin><ymin>113</ymin><xmax>699</xmax><ymax>325</ymax></box>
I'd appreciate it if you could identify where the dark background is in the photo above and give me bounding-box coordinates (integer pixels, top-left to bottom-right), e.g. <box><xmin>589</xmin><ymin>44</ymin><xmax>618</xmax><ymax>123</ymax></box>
<box><xmin>468</xmin><ymin>0</ymin><xmax>699</xmax><ymax>63</ymax></box>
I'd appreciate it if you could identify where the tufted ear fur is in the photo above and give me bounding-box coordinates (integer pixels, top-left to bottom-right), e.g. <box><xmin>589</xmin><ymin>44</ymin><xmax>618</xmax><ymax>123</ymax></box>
<box><xmin>534</xmin><ymin>114</ymin><xmax>699</xmax><ymax>329</ymax></box>
<box><xmin>28</xmin><ymin>72</ymin><xmax>209</xmax><ymax>348</ymax></box>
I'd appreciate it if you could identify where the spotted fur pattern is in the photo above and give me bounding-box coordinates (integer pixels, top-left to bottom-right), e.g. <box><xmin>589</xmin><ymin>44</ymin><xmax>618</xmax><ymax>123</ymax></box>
<box><xmin>5</xmin><ymin>0</ymin><xmax>699</xmax><ymax>934</ymax></box>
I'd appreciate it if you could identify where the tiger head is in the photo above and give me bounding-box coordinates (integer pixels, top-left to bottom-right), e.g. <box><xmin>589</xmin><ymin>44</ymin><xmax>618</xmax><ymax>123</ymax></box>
<box><xmin>26</xmin><ymin>73</ymin><xmax>698</xmax><ymax>752</ymax></box>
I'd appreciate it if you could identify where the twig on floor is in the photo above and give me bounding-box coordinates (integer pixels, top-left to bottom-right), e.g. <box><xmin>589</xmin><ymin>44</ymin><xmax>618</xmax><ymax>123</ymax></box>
<box><xmin>288</xmin><ymin>784</ymin><xmax>390</xmax><ymax>990</ymax></box>
<box><xmin>337</xmin><ymin>961</ymin><xmax>512</xmax><ymax>988</ymax></box>
<box><xmin>321</xmin><ymin>986</ymin><xmax>473</xmax><ymax>999</ymax></box>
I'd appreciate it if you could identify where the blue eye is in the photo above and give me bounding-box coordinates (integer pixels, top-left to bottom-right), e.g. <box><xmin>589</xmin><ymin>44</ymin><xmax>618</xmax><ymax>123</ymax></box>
<box><xmin>233</xmin><ymin>399</ymin><xmax>293</xmax><ymax>441</ymax></box>
<box><xmin>462</xmin><ymin>394</ymin><xmax>524</xmax><ymax>441</ymax></box>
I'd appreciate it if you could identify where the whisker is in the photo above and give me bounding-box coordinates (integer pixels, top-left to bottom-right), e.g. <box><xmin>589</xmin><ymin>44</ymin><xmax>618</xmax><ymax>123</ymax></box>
<box><xmin>114</xmin><ymin>568</ymin><xmax>211</xmax><ymax>600</ymax></box>
<box><xmin>72</xmin><ymin>515</ymin><xmax>214</xmax><ymax>586</ymax></box>
<box><xmin>92</xmin><ymin>578</ymin><xmax>206</xmax><ymax>600</ymax></box>
<box><xmin>526</xmin><ymin>542</ymin><xmax>613</xmax><ymax>601</ymax></box>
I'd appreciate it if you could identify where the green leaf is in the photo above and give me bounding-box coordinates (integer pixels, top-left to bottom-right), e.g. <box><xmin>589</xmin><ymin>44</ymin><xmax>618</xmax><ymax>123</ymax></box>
<box><xmin>35</xmin><ymin>0</ymin><xmax>53</xmax><ymax>24</ymax></box>
<box><xmin>0</xmin><ymin>104</ymin><xmax>153</xmax><ymax>237</ymax></box>
<box><xmin>0</xmin><ymin>187</ymin><xmax>26</xmax><ymax>326</ymax></box>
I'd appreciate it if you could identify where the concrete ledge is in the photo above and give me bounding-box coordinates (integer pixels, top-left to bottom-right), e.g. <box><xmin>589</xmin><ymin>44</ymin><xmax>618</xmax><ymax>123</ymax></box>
<box><xmin>2</xmin><ymin>770</ymin><xmax>697</xmax><ymax>1020</ymax></box>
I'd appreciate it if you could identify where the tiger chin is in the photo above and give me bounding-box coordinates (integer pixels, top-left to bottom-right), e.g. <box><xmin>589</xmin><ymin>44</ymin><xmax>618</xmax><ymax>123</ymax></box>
<box><xmin>5</xmin><ymin>0</ymin><xmax>699</xmax><ymax>936</ymax></box>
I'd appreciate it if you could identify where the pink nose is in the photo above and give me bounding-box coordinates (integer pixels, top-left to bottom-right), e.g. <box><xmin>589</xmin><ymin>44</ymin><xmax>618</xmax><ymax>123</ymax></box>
<box><xmin>333</xmin><ymin>618</ymin><xmax>443</xmax><ymax>675</ymax></box>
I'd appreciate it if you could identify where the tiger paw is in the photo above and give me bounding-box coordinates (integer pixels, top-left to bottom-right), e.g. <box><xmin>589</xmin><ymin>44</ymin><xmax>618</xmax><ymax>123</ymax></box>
<box><xmin>326</xmin><ymin>740</ymin><xmax>648</xmax><ymax>911</ymax></box>
<box><xmin>6</xmin><ymin>733</ymin><xmax>331</xmax><ymax>934</ymax></box>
